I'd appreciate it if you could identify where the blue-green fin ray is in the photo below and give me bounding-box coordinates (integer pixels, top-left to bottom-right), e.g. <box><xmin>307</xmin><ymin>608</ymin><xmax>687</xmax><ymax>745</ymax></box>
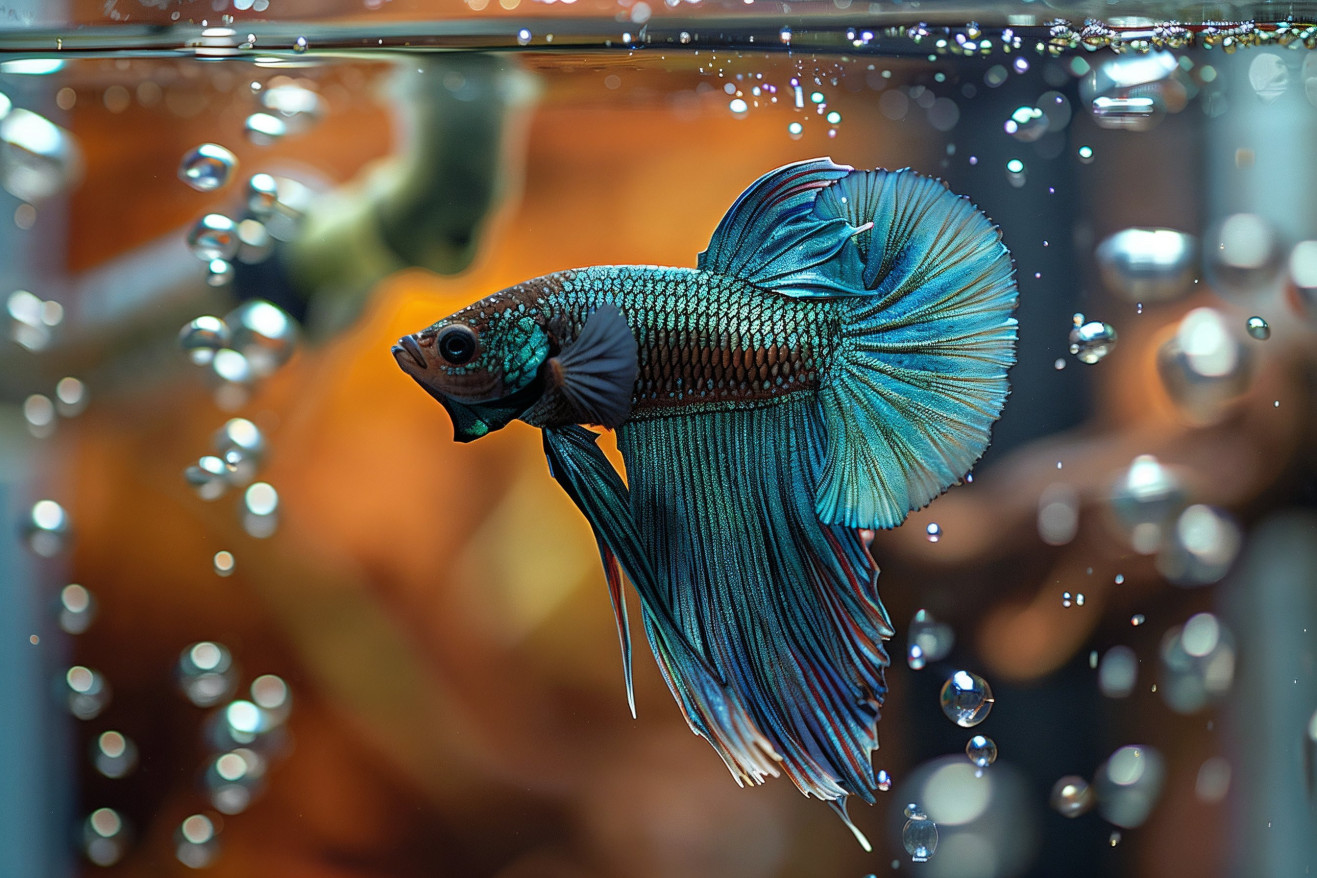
<box><xmin>805</xmin><ymin>168</ymin><xmax>1018</xmax><ymax>528</ymax></box>
<box><xmin>542</xmin><ymin>426</ymin><xmax>777</xmax><ymax>769</ymax></box>
<box><xmin>617</xmin><ymin>399</ymin><xmax>892</xmax><ymax>846</ymax></box>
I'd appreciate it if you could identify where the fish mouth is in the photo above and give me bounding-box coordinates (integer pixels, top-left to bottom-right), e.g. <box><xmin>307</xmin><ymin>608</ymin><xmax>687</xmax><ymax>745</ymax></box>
<box><xmin>393</xmin><ymin>335</ymin><xmax>427</xmax><ymax>370</ymax></box>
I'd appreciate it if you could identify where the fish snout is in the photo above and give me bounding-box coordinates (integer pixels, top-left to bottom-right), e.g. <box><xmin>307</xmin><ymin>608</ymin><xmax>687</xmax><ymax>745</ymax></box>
<box><xmin>393</xmin><ymin>334</ymin><xmax>428</xmax><ymax>371</ymax></box>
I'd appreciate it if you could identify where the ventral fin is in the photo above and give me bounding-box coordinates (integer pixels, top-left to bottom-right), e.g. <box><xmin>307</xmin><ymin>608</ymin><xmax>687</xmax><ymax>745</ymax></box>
<box><xmin>549</xmin><ymin>304</ymin><xmax>638</xmax><ymax>429</ymax></box>
<box><xmin>697</xmin><ymin>158</ymin><xmax>867</xmax><ymax>298</ymax></box>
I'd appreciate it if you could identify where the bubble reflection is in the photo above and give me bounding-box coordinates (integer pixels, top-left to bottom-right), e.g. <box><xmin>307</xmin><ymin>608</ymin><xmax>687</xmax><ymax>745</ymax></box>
<box><xmin>224</xmin><ymin>299</ymin><xmax>298</xmax><ymax>377</ymax></box>
<box><xmin>179</xmin><ymin>315</ymin><xmax>231</xmax><ymax>365</ymax></box>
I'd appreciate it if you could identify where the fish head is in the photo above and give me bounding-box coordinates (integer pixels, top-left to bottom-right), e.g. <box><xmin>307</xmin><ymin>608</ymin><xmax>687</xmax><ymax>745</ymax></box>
<box><xmin>393</xmin><ymin>294</ymin><xmax>550</xmax><ymax>443</ymax></box>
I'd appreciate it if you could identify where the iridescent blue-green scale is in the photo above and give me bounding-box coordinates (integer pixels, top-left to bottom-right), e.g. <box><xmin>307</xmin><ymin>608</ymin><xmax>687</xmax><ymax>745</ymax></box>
<box><xmin>546</xmin><ymin>266</ymin><xmax>836</xmax><ymax>418</ymax></box>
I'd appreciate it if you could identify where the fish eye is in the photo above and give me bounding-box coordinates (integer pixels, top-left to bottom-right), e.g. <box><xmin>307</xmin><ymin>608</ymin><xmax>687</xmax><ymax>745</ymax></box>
<box><xmin>436</xmin><ymin>324</ymin><xmax>478</xmax><ymax>365</ymax></box>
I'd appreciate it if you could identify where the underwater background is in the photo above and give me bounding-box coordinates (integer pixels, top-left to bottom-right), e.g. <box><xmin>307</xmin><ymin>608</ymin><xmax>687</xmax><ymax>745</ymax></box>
<box><xmin>1</xmin><ymin>0</ymin><xmax>1315</xmax><ymax>876</ymax></box>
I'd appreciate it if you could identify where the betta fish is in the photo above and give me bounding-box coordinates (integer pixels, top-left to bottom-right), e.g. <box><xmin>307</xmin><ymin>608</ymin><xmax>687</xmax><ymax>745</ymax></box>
<box><xmin>393</xmin><ymin>158</ymin><xmax>1017</xmax><ymax>846</ymax></box>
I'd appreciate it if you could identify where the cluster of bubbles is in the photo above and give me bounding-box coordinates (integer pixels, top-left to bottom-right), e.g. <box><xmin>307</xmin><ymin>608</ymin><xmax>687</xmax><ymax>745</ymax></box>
<box><xmin>1106</xmin><ymin>453</ymin><xmax>1243</xmax><ymax>583</ymax></box>
<box><xmin>23</xmin><ymin>376</ymin><xmax>88</xmax><ymax>439</ymax></box>
<box><xmin>179</xmin><ymin>298</ymin><xmax>300</xmax><ymax>405</ymax></box>
<box><xmin>183</xmin><ymin>418</ymin><xmax>280</xmax><ymax>539</ymax></box>
<box><xmin>6</xmin><ymin>288</ymin><xmax>64</xmax><ymax>352</ymax></box>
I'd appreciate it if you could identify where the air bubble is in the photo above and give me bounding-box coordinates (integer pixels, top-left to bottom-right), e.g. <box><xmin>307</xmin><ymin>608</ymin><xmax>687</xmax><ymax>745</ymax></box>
<box><xmin>1069</xmin><ymin>314</ymin><xmax>1118</xmax><ymax>363</ymax></box>
<box><xmin>175</xmin><ymin>814</ymin><xmax>220</xmax><ymax>869</ymax></box>
<box><xmin>214</xmin><ymin>550</ymin><xmax>235</xmax><ymax>576</ymax></box>
<box><xmin>1004</xmin><ymin>105</ymin><xmax>1047</xmax><ymax>142</ymax></box>
<box><xmin>293</xmin><ymin>35</ymin><xmax>309</xmax><ymax>53</ymax></box>
<box><xmin>206</xmin><ymin>748</ymin><xmax>266</xmax><ymax>814</ymax></box>
<box><xmin>1005</xmin><ymin>157</ymin><xmax>1026</xmax><ymax>188</ymax></box>
<box><xmin>1159</xmin><ymin>612</ymin><xmax>1235</xmax><ymax>713</ymax></box>
<box><xmin>1095</xmin><ymin>745</ymin><xmax>1165</xmax><ymax>828</ymax></box>
<box><xmin>516</xmin><ymin>28</ymin><xmax>532</xmax><ymax>45</ymax></box>
<box><xmin>1248</xmin><ymin>52</ymin><xmax>1288</xmax><ymax>103</ymax></box>
<box><xmin>24</xmin><ymin>498</ymin><xmax>70</xmax><ymax>557</ymax></box>
<box><xmin>1204</xmin><ymin>213</ymin><xmax>1283</xmax><ymax>297</ymax></box>
<box><xmin>59</xmin><ymin>583</ymin><xmax>96</xmax><ymax>634</ymax></box>
<box><xmin>1049</xmin><ymin>775</ymin><xmax>1093</xmax><ymax>817</ymax></box>
<box><xmin>925</xmin><ymin>522</ymin><xmax>941</xmax><ymax>542</ymax></box>
<box><xmin>186</xmin><ymin>214</ymin><xmax>240</xmax><ymax>262</ymax></box>
<box><xmin>83</xmin><ymin>807</ymin><xmax>129</xmax><ymax>866</ymax></box>
<box><xmin>1157</xmin><ymin>504</ymin><xmax>1241</xmax><ymax>586</ymax></box>
<box><xmin>1095</xmin><ymin>228</ymin><xmax>1196</xmax><ymax>303</ymax></box>
<box><xmin>185</xmin><ymin>456</ymin><xmax>231</xmax><ymax>501</ymax></box>
<box><xmin>907</xmin><ymin>609</ymin><xmax>954</xmax><ymax>670</ymax></box>
<box><xmin>66</xmin><ymin>665</ymin><xmax>111</xmax><ymax>719</ymax></box>
<box><xmin>178</xmin><ymin>642</ymin><xmax>237</xmax><ymax>708</ymax></box>
<box><xmin>179</xmin><ymin>315</ymin><xmax>231</xmax><ymax>365</ymax></box>
<box><xmin>729</xmin><ymin>98</ymin><xmax>748</xmax><ymax>116</ymax></box>
<box><xmin>243</xmin><ymin>482</ymin><xmax>279</xmax><ymax>538</ymax></box>
<box><xmin>787</xmin><ymin>121</ymin><xmax>803</xmax><ymax>139</ymax></box>
<box><xmin>1077</xmin><ymin>145</ymin><xmax>1094</xmax><ymax>163</ymax></box>
<box><xmin>939</xmin><ymin>670</ymin><xmax>994</xmax><ymax>728</ymax></box>
<box><xmin>178</xmin><ymin>143</ymin><xmax>237</xmax><ymax>192</ymax></box>
<box><xmin>1245</xmin><ymin>316</ymin><xmax>1270</xmax><ymax>339</ymax></box>
<box><xmin>901</xmin><ymin>804</ymin><xmax>938</xmax><ymax>862</ymax></box>
<box><xmin>55</xmin><ymin>376</ymin><xmax>87</xmax><ymax>416</ymax></box>
<box><xmin>93</xmin><ymin>730</ymin><xmax>138</xmax><ymax>779</ymax></box>
<box><xmin>225</xmin><ymin>299</ymin><xmax>299</xmax><ymax>377</ymax></box>
<box><xmin>245</xmin><ymin>112</ymin><xmax>288</xmax><ymax>145</ymax></box>
<box><xmin>876</xmin><ymin>769</ymin><xmax>892</xmax><ymax>791</ymax></box>
<box><xmin>966</xmin><ymin>735</ymin><xmax>998</xmax><ymax>769</ymax></box>
<box><xmin>1131</xmin><ymin>614</ymin><xmax>1146</xmax><ymax>626</ymax></box>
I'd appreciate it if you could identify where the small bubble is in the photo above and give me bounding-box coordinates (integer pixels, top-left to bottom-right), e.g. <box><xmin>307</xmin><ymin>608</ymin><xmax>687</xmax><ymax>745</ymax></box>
<box><xmin>206</xmin><ymin>748</ymin><xmax>266</xmax><ymax>814</ymax></box>
<box><xmin>59</xmin><ymin>583</ymin><xmax>96</xmax><ymax>634</ymax></box>
<box><xmin>244</xmin><ymin>112</ymin><xmax>288</xmax><ymax>145</ymax></box>
<box><xmin>24</xmin><ymin>498</ymin><xmax>70</xmax><ymax>557</ymax></box>
<box><xmin>178</xmin><ymin>143</ymin><xmax>237</xmax><ymax>192</ymax></box>
<box><xmin>1131</xmin><ymin>614</ymin><xmax>1146</xmax><ymax>626</ymax></box>
<box><xmin>516</xmin><ymin>28</ymin><xmax>531</xmax><ymax>45</ymax></box>
<box><xmin>728</xmin><ymin>97</ymin><xmax>748</xmax><ymax>116</ymax></box>
<box><xmin>925</xmin><ymin>522</ymin><xmax>942</xmax><ymax>542</ymax></box>
<box><xmin>176</xmin><ymin>813</ymin><xmax>220</xmax><ymax>868</ymax></box>
<box><xmin>293</xmin><ymin>35</ymin><xmax>309</xmax><ymax>53</ymax></box>
<box><xmin>1245</xmin><ymin>316</ymin><xmax>1270</xmax><ymax>339</ymax></box>
<box><xmin>213</xmin><ymin>550</ymin><xmax>235</xmax><ymax>577</ymax></box>
<box><xmin>1109</xmin><ymin>831</ymin><xmax>1122</xmax><ymax>847</ymax></box>
<box><xmin>1069</xmin><ymin>318</ymin><xmax>1118</xmax><ymax>363</ymax></box>
<box><xmin>185</xmin><ymin>456</ymin><xmax>230</xmax><ymax>501</ymax></box>
<box><xmin>178</xmin><ymin>642</ymin><xmax>237</xmax><ymax>708</ymax></box>
<box><xmin>1054</xmin><ymin>358</ymin><xmax>1066</xmax><ymax>370</ymax></box>
<box><xmin>966</xmin><ymin>734</ymin><xmax>998</xmax><ymax>768</ymax></box>
<box><xmin>82</xmin><ymin>807</ymin><xmax>129</xmax><ymax>866</ymax></box>
<box><xmin>787</xmin><ymin>121</ymin><xmax>803</xmax><ymax>139</ymax></box>
<box><xmin>1095</xmin><ymin>745</ymin><xmax>1165</xmax><ymax>828</ymax></box>
<box><xmin>779</xmin><ymin>27</ymin><xmax>792</xmax><ymax>44</ymax></box>
<box><xmin>1099</xmin><ymin>645</ymin><xmax>1138</xmax><ymax>698</ymax></box>
<box><xmin>66</xmin><ymin>665</ymin><xmax>111</xmax><ymax>719</ymax></box>
<box><xmin>1076</xmin><ymin>592</ymin><xmax>1085</xmax><ymax>606</ymax></box>
<box><xmin>179</xmin><ymin>315</ymin><xmax>231</xmax><ymax>365</ymax></box>
<box><xmin>907</xmin><ymin>609</ymin><xmax>954</xmax><ymax>669</ymax></box>
<box><xmin>902</xmin><ymin>806</ymin><xmax>938</xmax><ymax>862</ymax></box>
<box><xmin>23</xmin><ymin>393</ymin><xmax>55</xmax><ymax>437</ymax></box>
<box><xmin>1050</xmin><ymin>775</ymin><xmax>1094</xmax><ymax>817</ymax></box>
<box><xmin>242</xmin><ymin>482</ymin><xmax>279</xmax><ymax>538</ymax></box>
<box><xmin>1062</xmin><ymin>591</ymin><xmax>1073</xmax><ymax>608</ymax></box>
<box><xmin>186</xmin><ymin>214</ymin><xmax>240</xmax><ymax>262</ymax></box>
<box><xmin>225</xmin><ymin>299</ymin><xmax>299</xmax><ymax>377</ymax></box>
<box><xmin>1005</xmin><ymin>157</ymin><xmax>1026</xmax><ymax>188</ymax></box>
<box><xmin>1004</xmin><ymin>105</ymin><xmax>1047</xmax><ymax>142</ymax></box>
<box><xmin>1115</xmin><ymin>573</ymin><xmax>1125</xmax><ymax>584</ymax></box>
<box><xmin>1078</xmin><ymin>145</ymin><xmax>1095</xmax><ymax>163</ymax></box>
<box><xmin>246</xmin><ymin>173</ymin><xmax>279</xmax><ymax>217</ymax></box>
<box><xmin>939</xmin><ymin>670</ymin><xmax>994</xmax><ymax>728</ymax></box>
<box><xmin>876</xmin><ymin>769</ymin><xmax>893</xmax><ymax>791</ymax></box>
<box><xmin>93</xmin><ymin>730</ymin><xmax>138</xmax><ymax>779</ymax></box>
<box><xmin>55</xmin><ymin>376</ymin><xmax>87</xmax><ymax>416</ymax></box>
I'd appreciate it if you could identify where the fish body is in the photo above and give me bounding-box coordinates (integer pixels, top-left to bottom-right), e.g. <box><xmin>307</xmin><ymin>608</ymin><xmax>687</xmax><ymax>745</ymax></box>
<box><xmin>394</xmin><ymin>159</ymin><xmax>1018</xmax><ymax>845</ymax></box>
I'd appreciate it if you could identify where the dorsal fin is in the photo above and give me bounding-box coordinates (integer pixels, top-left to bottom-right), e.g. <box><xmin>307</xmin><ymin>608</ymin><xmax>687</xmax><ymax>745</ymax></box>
<box><xmin>697</xmin><ymin>158</ymin><xmax>867</xmax><ymax>297</ymax></box>
<box><xmin>550</xmin><ymin>304</ymin><xmax>638</xmax><ymax>429</ymax></box>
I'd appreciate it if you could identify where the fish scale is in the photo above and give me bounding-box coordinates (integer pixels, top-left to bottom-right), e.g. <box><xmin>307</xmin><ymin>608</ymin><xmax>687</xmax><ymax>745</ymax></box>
<box><xmin>541</xmin><ymin>266</ymin><xmax>829</xmax><ymax>417</ymax></box>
